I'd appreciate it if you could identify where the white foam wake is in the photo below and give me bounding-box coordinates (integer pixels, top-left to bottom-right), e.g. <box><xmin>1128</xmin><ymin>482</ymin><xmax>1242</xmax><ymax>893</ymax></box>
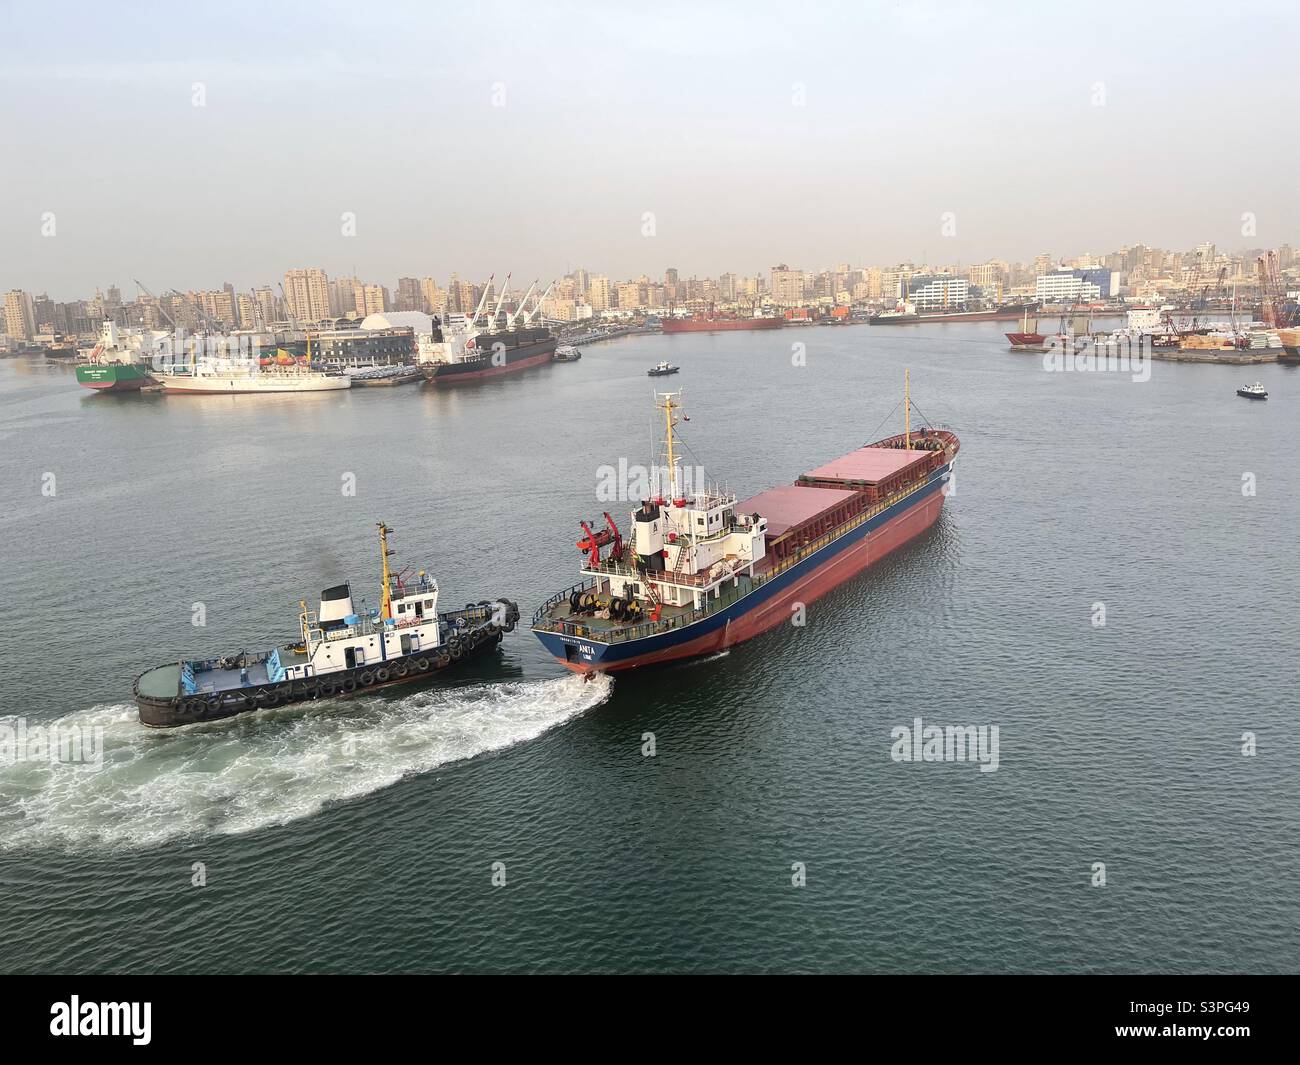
<box><xmin>0</xmin><ymin>674</ymin><xmax>611</xmax><ymax>850</ymax></box>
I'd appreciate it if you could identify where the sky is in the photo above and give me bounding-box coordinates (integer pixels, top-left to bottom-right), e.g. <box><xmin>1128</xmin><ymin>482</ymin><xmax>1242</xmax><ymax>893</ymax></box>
<box><xmin>2</xmin><ymin>0</ymin><xmax>1298</xmax><ymax>299</ymax></box>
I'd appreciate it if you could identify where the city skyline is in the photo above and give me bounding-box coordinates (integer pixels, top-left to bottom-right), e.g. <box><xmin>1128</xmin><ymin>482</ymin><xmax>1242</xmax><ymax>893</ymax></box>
<box><xmin>10</xmin><ymin>232</ymin><xmax>1296</xmax><ymax>343</ymax></box>
<box><xmin>4</xmin><ymin>0</ymin><xmax>1299</xmax><ymax>296</ymax></box>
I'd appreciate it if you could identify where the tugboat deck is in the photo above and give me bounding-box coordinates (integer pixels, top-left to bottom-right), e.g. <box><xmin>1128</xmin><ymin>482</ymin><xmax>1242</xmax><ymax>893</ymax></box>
<box><xmin>194</xmin><ymin>661</ymin><xmax>272</xmax><ymax>693</ymax></box>
<box><xmin>135</xmin><ymin>663</ymin><xmax>181</xmax><ymax>699</ymax></box>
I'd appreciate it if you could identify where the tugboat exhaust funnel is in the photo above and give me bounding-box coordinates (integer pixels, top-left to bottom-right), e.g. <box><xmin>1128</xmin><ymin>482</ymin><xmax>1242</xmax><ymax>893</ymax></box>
<box><xmin>319</xmin><ymin>583</ymin><xmax>354</xmax><ymax>625</ymax></box>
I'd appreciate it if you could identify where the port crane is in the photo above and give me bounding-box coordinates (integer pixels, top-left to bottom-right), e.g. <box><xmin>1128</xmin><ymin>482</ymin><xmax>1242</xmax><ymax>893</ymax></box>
<box><xmin>133</xmin><ymin>278</ymin><xmax>177</xmax><ymax>330</ymax></box>
<box><xmin>490</xmin><ymin>273</ymin><xmax>512</xmax><ymax>328</ymax></box>
<box><xmin>506</xmin><ymin>280</ymin><xmax>538</xmax><ymax>329</ymax></box>
<box><xmin>466</xmin><ymin>274</ymin><xmax>496</xmax><ymax>331</ymax></box>
<box><xmin>523</xmin><ymin>280</ymin><xmax>556</xmax><ymax>325</ymax></box>
<box><xmin>1256</xmin><ymin>251</ymin><xmax>1297</xmax><ymax>329</ymax></box>
<box><xmin>1189</xmin><ymin>266</ymin><xmax>1228</xmax><ymax>333</ymax></box>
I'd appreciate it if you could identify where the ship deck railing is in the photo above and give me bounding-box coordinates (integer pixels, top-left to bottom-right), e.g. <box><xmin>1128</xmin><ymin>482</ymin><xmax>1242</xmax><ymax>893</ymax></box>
<box><xmin>533</xmin><ymin>465</ymin><xmax>949</xmax><ymax>645</ymax></box>
<box><xmin>533</xmin><ymin>574</ymin><xmax>760</xmax><ymax>645</ymax></box>
<box><xmin>303</xmin><ymin>599</ymin><xmax>491</xmax><ymax>646</ymax></box>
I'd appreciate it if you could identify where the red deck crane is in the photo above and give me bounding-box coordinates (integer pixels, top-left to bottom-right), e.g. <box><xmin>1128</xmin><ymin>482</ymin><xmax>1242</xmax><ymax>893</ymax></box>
<box><xmin>576</xmin><ymin>512</ymin><xmax>623</xmax><ymax>567</ymax></box>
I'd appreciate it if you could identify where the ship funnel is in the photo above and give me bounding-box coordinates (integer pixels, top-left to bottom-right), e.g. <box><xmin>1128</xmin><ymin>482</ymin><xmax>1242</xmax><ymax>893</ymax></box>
<box><xmin>319</xmin><ymin>582</ymin><xmax>355</xmax><ymax>625</ymax></box>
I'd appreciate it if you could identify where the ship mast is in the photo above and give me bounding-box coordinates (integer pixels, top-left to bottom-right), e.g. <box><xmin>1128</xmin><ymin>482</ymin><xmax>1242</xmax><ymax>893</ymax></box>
<box><xmin>377</xmin><ymin>521</ymin><xmax>395</xmax><ymax>620</ymax></box>
<box><xmin>657</xmin><ymin>390</ymin><xmax>681</xmax><ymax>499</ymax></box>
<box><xmin>904</xmin><ymin>369</ymin><xmax>911</xmax><ymax>450</ymax></box>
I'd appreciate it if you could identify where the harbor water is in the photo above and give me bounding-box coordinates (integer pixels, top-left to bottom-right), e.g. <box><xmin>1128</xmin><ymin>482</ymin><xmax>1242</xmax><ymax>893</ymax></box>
<box><xmin>1</xmin><ymin>322</ymin><xmax>1297</xmax><ymax>973</ymax></box>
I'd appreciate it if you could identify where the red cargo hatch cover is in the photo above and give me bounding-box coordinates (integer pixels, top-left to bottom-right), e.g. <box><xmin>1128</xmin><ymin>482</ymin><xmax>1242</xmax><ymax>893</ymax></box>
<box><xmin>801</xmin><ymin>446</ymin><xmax>930</xmax><ymax>485</ymax></box>
<box><xmin>734</xmin><ymin>484</ymin><xmax>858</xmax><ymax>537</ymax></box>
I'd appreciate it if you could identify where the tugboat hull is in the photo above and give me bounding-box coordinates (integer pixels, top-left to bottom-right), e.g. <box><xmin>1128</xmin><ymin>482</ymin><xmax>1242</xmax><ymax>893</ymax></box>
<box><xmin>135</xmin><ymin>603</ymin><xmax>518</xmax><ymax>728</ymax></box>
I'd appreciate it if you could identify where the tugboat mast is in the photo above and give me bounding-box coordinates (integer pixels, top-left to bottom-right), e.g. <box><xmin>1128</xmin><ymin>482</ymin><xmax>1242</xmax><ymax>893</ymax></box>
<box><xmin>377</xmin><ymin>521</ymin><xmax>395</xmax><ymax>620</ymax></box>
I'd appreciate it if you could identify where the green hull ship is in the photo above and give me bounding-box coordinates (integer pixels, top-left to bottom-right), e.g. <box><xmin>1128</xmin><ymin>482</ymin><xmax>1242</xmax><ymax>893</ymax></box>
<box><xmin>75</xmin><ymin>362</ymin><xmax>153</xmax><ymax>392</ymax></box>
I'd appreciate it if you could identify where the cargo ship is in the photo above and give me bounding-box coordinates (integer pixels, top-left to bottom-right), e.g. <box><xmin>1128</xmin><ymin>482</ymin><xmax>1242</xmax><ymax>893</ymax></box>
<box><xmin>1005</xmin><ymin>307</ymin><xmax>1047</xmax><ymax>351</ymax></box>
<box><xmin>134</xmin><ymin>522</ymin><xmax>520</xmax><ymax>727</ymax></box>
<box><xmin>420</xmin><ymin>276</ymin><xmax>557</xmax><ymax>383</ymax></box>
<box><xmin>532</xmin><ymin>376</ymin><xmax>958</xmax><ymax>672</ymax></box>
<box><xmin>873</xmin><ymin>302</ymin><xmax>1038</xmax><ymax>326</ymax></box>
<box><xmin>661</xmin><ymin>310</ymin><xmax>784</xmax><ymax>334</ymax></box>
<box><xmin>74</xmin><ymin>320</ymin><xmax>159</xmax><ymax>392</ymax></box>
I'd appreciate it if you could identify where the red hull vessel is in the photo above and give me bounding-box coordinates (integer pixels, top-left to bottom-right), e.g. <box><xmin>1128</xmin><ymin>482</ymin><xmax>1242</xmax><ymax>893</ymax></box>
<box><xmin>554</xmin><ymin>486</ymin><xmax>946</xmax><ymax>671</ymax></box>
<box><xmin>1005</xmin><ymin>331</ymin><xmax>1047</xmax><ymax>348</ymax></box>
<box><xmin>426</xmin><ymin>348</ymin><xmax>554</xmax><ymax>384</ymax></box>
<box><xmin>533</xmin><ymin>381</ymin><xmax>958</xmax><ymax>673</ymax></box>
<box><xmin>661</xmin><ymin>316</ymin><xmax>784</xmax><ymax>333</ymax></box>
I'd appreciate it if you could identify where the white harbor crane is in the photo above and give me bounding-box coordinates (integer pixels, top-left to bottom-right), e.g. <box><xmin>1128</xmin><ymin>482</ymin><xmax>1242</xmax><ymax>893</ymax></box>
<box><xmin>526</xmin><ymin>280</ymin><xmax>556</xmax><ymax>325</ymax></box>
<box><xmin>489</xmin><ymin>273</ymin><xmax>512</xmax><ymax>330</ymax></box>
<box><xmin>506</xmin><ymin>279</ymin><xmax>539</xmax><ymax>330</ymax></box>
<box><xmin>466</xmin><ymin>274</ymin><xmax>495</xmax><ymax>331</ymax></box>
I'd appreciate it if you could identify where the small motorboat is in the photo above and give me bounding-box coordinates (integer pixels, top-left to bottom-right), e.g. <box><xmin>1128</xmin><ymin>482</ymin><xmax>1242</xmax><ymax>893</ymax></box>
<box><xmin>647</xmin><ymin>360</ymin><xmax>679</xmax><ymax>377</ymax></box>
<box><xmin>553</xmin><ymin>345</ymin><xmax>582</xmax><ymax>362</ymax></box>
<box><xmin>1236</xmin><ymin>382</ymin><xmax>1268</xmax><ymax>400</ymax></box>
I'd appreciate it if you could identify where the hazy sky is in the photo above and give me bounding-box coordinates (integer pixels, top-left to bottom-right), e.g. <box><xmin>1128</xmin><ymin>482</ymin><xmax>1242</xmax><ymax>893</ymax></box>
<box><xmin>3</xmin><ymin>0</ymin><xmax>1298</xmax><ymax>299</ymax></box>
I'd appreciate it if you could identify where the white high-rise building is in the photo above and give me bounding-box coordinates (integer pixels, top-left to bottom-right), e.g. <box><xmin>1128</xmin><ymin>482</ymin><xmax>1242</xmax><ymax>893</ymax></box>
<box><xmin>4</xmin><ymin>290</ymin><xmax>36</xmax><ymax>340</ymax></box>
<box><xmin>284</xmin><ymin>268</ymin><xmax>331</xmax><ymax>322</ymax></box>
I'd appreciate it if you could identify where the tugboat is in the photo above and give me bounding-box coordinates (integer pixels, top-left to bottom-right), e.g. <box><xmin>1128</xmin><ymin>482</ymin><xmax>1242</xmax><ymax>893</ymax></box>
<box><xmin>647</xmin><ymin>360</ymin><xmax>679</xmax><ymax>377</ymax></box>
<box><xmin>133</xmin><ymin>522</ymin><xmax>520</xmax><ymax>727</ymax></box>
<box><xmin>532</xmin><ymin>375</ymin><xmax>958</xmax><ymax>672</ymax></box>
<box><xmin>553</xmin><ymin>344</ymin><xmax>582</xmax><ymax>362</ymax></box>
<box><xmin>1236</xmin><ymin>382</ymin><xmax>1268</xmax><ymax>400</ymax></box>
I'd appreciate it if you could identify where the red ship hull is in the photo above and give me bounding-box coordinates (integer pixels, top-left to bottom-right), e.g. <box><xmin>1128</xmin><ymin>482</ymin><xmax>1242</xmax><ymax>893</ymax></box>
<box><xmin>661</xmin><ymin>317</ymin><xmax>785</xmax><ymax>333</ymax></box>
<box><xmin>554</xmin><ymin>487</ymin><xmax>946</xmax><ymax>673</ymax></box>
<box><xmin>425</xmin><ymin>349</ymin><xmax>554</xmax><ymax>384</ymax></box>
<box><xmin>1005</xmin><ymin>332</ymin><xmax>1046</xmax><ymax>347</ymax></box>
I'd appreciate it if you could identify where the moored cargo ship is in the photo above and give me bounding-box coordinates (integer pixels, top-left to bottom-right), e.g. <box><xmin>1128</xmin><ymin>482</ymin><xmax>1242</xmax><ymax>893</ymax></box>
<box><xmin>76</xmin><ymin>362</ymin><xmax>154</xmax><ymax>391</ymax></box>
<box><xmin>661</xmin><ymin>309</ymin><xmax>784</xmax><ymax>334</ymax></box>
<box><xmin>532</xmin><ymin>377</ymin><xmax>958</xmax><ymax>672</ymax></box>
<box><xmin>133</xmin><ymin>522</ymin><xmax>519</xmax><ymax>727</ymax></box>
<box><xmin>75</xmin><ymin>320</ymin><xmax>159</xmax><ymax>392</ymax></box>
<box><xmin>420</xmin><ymin>275</ymin><xmax>557</xmax><ymax>383</ymax></box>
<box><xmin>875</xmin><ymin>302</ymin><xmax>1038</xmax><ymax>326</ymax></box>
<box><xmin>1006</xmin><ymin>307</ymin><xmax>1047</xmax><ymax>351</ymax></box>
